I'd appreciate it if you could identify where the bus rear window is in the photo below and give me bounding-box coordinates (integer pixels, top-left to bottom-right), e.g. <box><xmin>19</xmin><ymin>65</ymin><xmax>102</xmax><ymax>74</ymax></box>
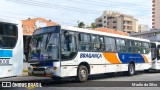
<box><xmin>0</xmin><ymin>23</ymin><xmax>18</xmax><ymax>49</ymax></box>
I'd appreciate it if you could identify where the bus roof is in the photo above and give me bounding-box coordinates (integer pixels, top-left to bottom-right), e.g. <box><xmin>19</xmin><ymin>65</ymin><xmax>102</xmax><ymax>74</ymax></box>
<box><xmin>0</xmin><ymin>18</ymin><xmax>20</xmax><ymax>25</ymax></box>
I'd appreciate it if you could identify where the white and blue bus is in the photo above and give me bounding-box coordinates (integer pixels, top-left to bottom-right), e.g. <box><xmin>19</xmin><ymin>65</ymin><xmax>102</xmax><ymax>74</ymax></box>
<box><xmin>150</xmin><ymin>42</ymin><xmax>160</xmax><ymax>70</ymax></box>
<box><xmin>28</xmin><ymin>25</ymin><xmax>151</xmax><ymax>82</ymax></box>
<box><xmin>0</xmin><ymin>18</ymin><xmax>23</xmax><ymax>78</ymax></box>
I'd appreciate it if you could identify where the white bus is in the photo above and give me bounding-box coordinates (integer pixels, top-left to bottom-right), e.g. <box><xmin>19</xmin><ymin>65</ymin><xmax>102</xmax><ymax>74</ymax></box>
<box><xmin>28</xmin><ymin>25</ymin><xmax>151</xmax><ymax>82</ymax></box>
<box><xmin>150</xmin><ymin>42</ymin><xmax>160</xmax><ymax>70</ymax></box>
<box><xmin>0</xmin><ymin>18</ymin><xmax>23</xmax><ymax>78</ymax></box>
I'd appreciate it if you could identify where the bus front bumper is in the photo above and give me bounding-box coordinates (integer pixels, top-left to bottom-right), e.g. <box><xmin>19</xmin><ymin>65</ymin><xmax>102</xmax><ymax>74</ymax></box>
<box><xmin>28</xmin><ymin>66</ymin><xmax>58</xmax><ymax>77</ymax></box>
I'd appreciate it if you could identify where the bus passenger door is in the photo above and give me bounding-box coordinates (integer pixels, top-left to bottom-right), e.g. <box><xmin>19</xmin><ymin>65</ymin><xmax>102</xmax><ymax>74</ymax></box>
<box><xmin>60</xmin><ymin>31</ymin><xmax>78</xmax><ymax>77</ymax></box>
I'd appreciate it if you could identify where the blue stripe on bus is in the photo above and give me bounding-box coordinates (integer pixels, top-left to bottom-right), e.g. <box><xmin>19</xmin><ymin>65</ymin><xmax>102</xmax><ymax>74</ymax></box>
<box><xmin>0</xmin><ymin>50</ymin><xmax>12</xmax><ymax>57</ymax></box>
<box><xmin>118</xmin><ymin>53</ymin><xmax>145</xmax><ymax>63</ymax></box>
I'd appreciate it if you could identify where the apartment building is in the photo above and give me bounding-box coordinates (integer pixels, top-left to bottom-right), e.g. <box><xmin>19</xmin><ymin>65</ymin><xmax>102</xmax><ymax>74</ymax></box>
<box><xmin>138</xmin><ymin>24</ymin><xmax>149</xmax><ymax>32</ymax></box>
<box><xmin>95</xmin><ymin>11</ymin><xmax>138</xmax><ymax>33</ymax></box>
<box><xmin>152</xmin><ymin>0</ymin><xmax>160</xmax><ymax>29</ymax></box>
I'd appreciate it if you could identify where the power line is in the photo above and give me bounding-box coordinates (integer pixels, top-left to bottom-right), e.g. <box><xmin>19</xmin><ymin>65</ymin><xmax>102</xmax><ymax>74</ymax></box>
<box><xmin>0</xmin><ymin>10</ymin><xmax>93</xmax><ymax>26</ymax></box>
<box><xmin>7</xmin><ymin>0</ymin><xmax>151</xmax><ymax>15</ymax></box>
<box><xmin>6</xmin><ymin>0</ymin><xmax>102</xmax><ymax>14</ymax></box>
<box><xmin>3</xmin><ymin>0</ymin><xmax>152</xmax><ymax>26</ymax></box>
<box><xmin>0</xmin><ymin>10</ymin><xmax>93</xmax><ymax>23</ymax></box>
<box><xmin>67</xmin><ymin>0</ymin><xmax>151</xmax><ymax>10</ymax></box>
<box><xmin>87</xmin><ymin>0</ymin><xmax>151</xmax><ymax>7</ymax></box>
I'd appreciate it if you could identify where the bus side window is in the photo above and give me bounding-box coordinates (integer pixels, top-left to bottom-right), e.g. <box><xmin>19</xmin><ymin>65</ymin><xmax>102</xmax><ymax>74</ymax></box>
<box><xmin>142</xmin><ymin>42</ymin><xmax>150</xmax><ymax>54</ymax></box>
<box><xmin>79</xmin><ymin>33</ymin><xmax>91</xmax><ymax>51</ymax></box>
<box><xmin>104</xmin><ymin>37</ymin><xmax>116</xmax><ymax>52</ymax></box>
<box><xmin>92</xmin><ymin>35</ymin><xmax>100</xmax><ymax>51</ymax></box>
<box><xmin>116</xmin><ymin>38</ymin><xmax>126</xmax><ymax>53</ymax></box>
<box><xmin>99</xmin><ymin>37</ymin><xmax>105</xmax><ymax>51</ymax></box>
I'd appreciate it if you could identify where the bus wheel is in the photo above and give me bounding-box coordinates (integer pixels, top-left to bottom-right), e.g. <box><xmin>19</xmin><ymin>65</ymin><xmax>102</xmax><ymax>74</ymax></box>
<box><xmin>144</xmin><ymin>69</ymin><xmax>149</xmax><ymax>73</ymax></box>
<box><xmin>128</xmin><ymin>64</ymin><xmax>135</xmax><ymax>76</ymax></box>
<box><xmin>28</xmin><ymin>72</ymin><xmax>33</xmax><ymax>76</ymax></box>
<box><xmin>77</xmin><ymin>65</ymin><xmax>88</xmax><ymax>82</ymax></box>
<box><xmin>51</xmin><ymin>77</ymin><xmax>61</xmax><ymax>82</ymax></box>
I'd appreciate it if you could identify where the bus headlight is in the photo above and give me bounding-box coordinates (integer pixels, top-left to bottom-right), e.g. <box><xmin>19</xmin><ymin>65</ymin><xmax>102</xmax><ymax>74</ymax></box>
<box><xmin>53</xmin><ymin>67</ymin><xmax>57</xmax><ymax>70</ymax></box>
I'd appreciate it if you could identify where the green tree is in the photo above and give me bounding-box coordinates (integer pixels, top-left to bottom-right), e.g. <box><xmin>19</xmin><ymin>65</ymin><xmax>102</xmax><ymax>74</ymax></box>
<box><xmin>78</xmin><ymin>22</ymin><xmax>85</xmax><ymax>28</ymax></box>
<box><xmin>90</xmin><ymin>23</ymin><xmax>97</xmax><ymax>28</ymax></box>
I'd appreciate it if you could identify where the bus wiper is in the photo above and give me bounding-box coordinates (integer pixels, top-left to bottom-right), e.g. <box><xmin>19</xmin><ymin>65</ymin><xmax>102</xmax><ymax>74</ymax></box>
<box><xmin>45</xmin><ymin>34</ymin><xmax>51</xmax><ymax>49</ymax></box>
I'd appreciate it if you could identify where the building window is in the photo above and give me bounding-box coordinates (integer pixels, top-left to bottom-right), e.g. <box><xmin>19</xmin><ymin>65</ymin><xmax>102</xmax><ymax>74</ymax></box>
<box><xmin>96</xmin><ymin>24</ymin><xmax>102</xmax><ymax>27</ymax></box>
<box><xmin>113</xmin><ymin>26</ymin><xmax>116</xmax><ymax>29</ymax></box>
<box><xmin>107</xmin><ymin>17</ymin><xmax>114</xmax><ymax>19</ymax></box>
<box><xmin>113</xmin><ymin>21</ymin><xmax>116</xmax><ymax>23</ymax></box>
<box><xmin>104</xmin><ymin>21</ymin><xmax>106</xmax><ymax>23</ymax></box>
<box><xmin>104</xmin><ymin>16</ymin><xmax>106</xmax><ymax>18</ymax></box>
<box><xmin>99</xmin><ymin>24</ymin><xmax>102</xmax><ymax>27</ymax></box>
<box><xmin>98</xmin><ymin>20</ymin><xmax>102</xmax><ymax>22</ymax></box>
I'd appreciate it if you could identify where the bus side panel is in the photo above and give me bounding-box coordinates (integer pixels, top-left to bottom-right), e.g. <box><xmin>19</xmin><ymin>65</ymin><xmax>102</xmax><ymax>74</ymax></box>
<box><xmin>61</xmin><ymin>60</ymin><xmax>77</xmax><ymax>77</ymax></box>
<box><xmin>11</xmin><ymin>22</ymin><xmax>23</xmax><ymax>76</ymax></box>
<box><xmin>0</xmin><ymin>66</ymin><xmax>12</xmax><ymax>77</ymax></box>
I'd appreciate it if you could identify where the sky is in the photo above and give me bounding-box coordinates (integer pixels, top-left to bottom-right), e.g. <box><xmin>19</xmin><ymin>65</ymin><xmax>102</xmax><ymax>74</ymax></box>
<box><xmin>0</xmin><ymin>0</ymin><xmax>152</xmax><ymax>28</ymax></box>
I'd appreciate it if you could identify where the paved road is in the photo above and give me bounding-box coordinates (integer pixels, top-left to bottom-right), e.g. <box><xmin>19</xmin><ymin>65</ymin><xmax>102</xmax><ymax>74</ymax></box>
<box><xmin>0</xmin><ymin>70</ymin><xmax>160</xmax><ymax>90</ymax></box>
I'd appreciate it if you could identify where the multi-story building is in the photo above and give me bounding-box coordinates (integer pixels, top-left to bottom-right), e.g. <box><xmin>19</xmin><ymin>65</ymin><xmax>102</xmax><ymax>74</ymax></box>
<box><xmin>152</xmin><ymin>0</ymin><xmax>160</xmax><ymax>29</ymax></box>
<box><xmin>95</xmin><ymin>10</ymin><xmax>138</xmax><ymax>33</ymax></box>
<box><xmin>138</xmin><ymin>24</ymin><xmax>149</xmax><ymax>32</ymax></box>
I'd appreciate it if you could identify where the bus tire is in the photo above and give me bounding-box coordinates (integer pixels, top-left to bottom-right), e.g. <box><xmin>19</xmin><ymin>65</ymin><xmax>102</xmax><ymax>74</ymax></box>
<box><xmin>51</xmin><ymin>77</ymin><xmax>61</xmax><ymax>82</ymax></box>
<box><xmin>77</xmin><ymin>65</ymin><xmax>88</xmax><ymax>82</ymax></box>
<box><xmin>128</xmin><ymin>64</ymin><xmax>135</xmax><ymax>76</ymax></box>
<box><xmin>144</xmin><ymin>69</ymin><xmax>149</xmax><ymax>73</ymax></box>
<box><xmin>28</xmin><ymin>72</ymin><xmax>33</xmax><ymax>76</ymax></box>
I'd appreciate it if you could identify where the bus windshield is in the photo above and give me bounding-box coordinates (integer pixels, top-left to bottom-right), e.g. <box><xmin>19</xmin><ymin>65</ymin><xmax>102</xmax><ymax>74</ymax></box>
<box><xmin>29</xmin><ymin>33</ymin><xmax>59</xmax><ymax>61</ymax></box>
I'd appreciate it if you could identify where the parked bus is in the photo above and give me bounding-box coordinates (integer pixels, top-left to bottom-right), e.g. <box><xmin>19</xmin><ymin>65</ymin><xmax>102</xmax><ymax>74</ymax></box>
<box><xmin>0</xmin><ymin>18</ymin><xmax>23</xmax><ymax>78</ymax></box>
<box><xmin>150</xmin><ymin>42</ymin><xmax>160</xmax><ymax>70</ymax></box>
<box><xmin>28</xmin><ymin>25</ymin><xmax>151</xmax><ymax>82</ymax></box>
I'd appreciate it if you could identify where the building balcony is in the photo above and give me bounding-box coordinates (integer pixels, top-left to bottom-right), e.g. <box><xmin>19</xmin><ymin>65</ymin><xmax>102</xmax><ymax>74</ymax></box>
<box><xmin>123</xmin><ymin>24</ymin><xmax>133</xmax><ymax>26</ymax></box>
<box><xmin>152</xmin><ymin>0</ymin><xmax>155</xmax><ymax>3</ymax></box>
<box><xmin>152</xmin><ymin>4</ymin><xmax>155</xmax><ymax>7</ymax></box>
<box><xmin>152</xmin><ymin>15</ymin><xmax>155</xmax><ymax>17</ymax></box>
<box><xmin>123</xmin><ymin>29</ymin><xmax>134</xmax><ymax>33</ymax></box>
<box><xmin>152</xmin><ymin>8</ymin><xmax>155</xmax><ymax>10</ymax></box>
<box><xmin>152</xmin><ymin>12</ymin><xmax>155</xmax><ymax>14</ymax></box>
